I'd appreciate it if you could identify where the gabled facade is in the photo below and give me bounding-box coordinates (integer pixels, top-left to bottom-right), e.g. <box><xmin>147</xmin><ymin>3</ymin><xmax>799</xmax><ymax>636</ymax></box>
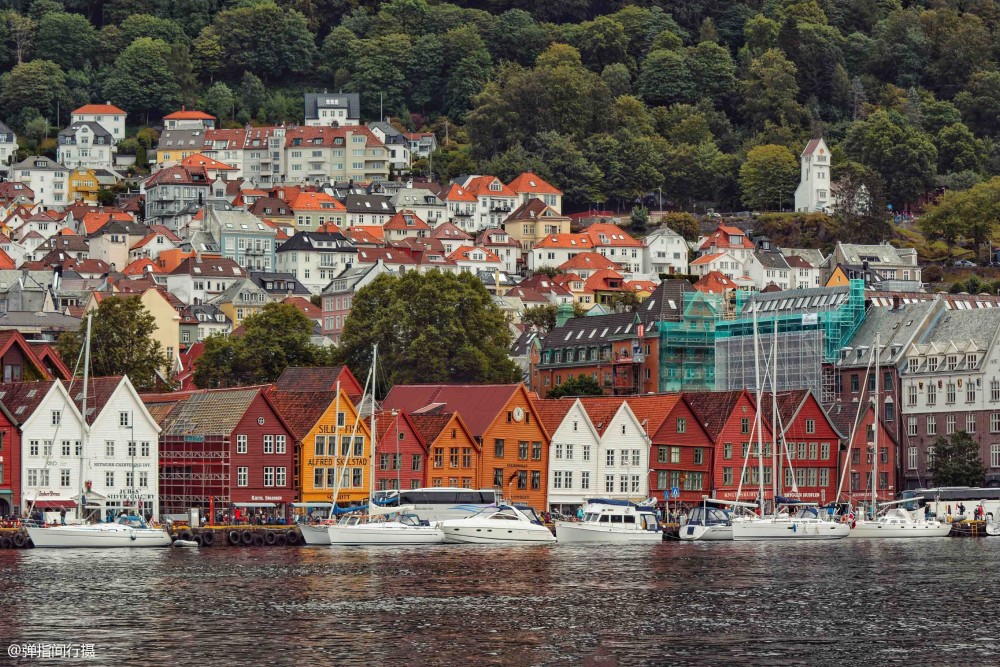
<box><xmin>794</xmin><ymin>138</ymin><xmax>832</xmax><ymax>213</ymax></box>
<box><xmin>372</xmin><ymin>411</ymin><xmax>428</xmax><ymax>491</ymax></box>
<box><xmin>642</xmin><ymin>395</ymin><xmax>714</xmax><ymax>506</ymax></box>
<box><xmin>71</xmin><ymin>104</ymin><xmax>126</xmax><ymax>142</ymax></box>
<box><xmin>536</xmin><ymin>398</ymin><xmax>600</xmax><ymax>511</ymax></box>
<box><xmin>643</xmin><ymin>226</ymin><xmax>689</xmax><ymax>277</ymax></box>
<box><xmin>275</xmin><ymin>230</ymin><xmax>357</xmax><ymax>295</ymax></box>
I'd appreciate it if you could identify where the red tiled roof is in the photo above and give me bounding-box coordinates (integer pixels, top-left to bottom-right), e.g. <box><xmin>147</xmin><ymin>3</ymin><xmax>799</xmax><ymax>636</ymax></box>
<box><xmin>430</xmin><ymin>222</ymin><xmax>472</xmax><ymax>240</ymax></box>
<box><xmin>694</xmin><ymin>271</ymin><xmax>737</xmax><ymax>293</ymax></box>
<box><xmin>584</xmin><ymin>269</ymin><xmax>627</xmax><ymax>292</ymax></box>
<box><xmin>0</xmin><ymin>247</ymin><xmax>14</xmax><ymax>270</ymax></box>
<box><xmin>73</xmin><ymin>104</ymin><xmax>126</xmax><ymax>115</ymax></box>
<box><xmin>582</xmin><ymin>223</ymin><xmax>641</xmax><ymax>248</ymax></box>
<box><xmin>535</xmin><ymin>233</ymin><xmax>594</xmax><ymax>250</ymax></box>
<box><xmin>273</xmin><ymin>366</ymin><xmax>363</xmax><ymax>398</ymax></box>
<box><xmin>463</xmin><ymin>176</ymin><xmax>516</xmax><ymax>198</ymax></box>
<box><xmin>440</xmin><ymin>183</ymin><xmax>477</xmax><ymax>203</ymax></box>
<box><xmin>384</xmin><ymin>210</ymin><xmax>429</xmax><ymax>231</ymax></box>
<box><xmin>507</xmin><ymin>171</ymin><xmax>562</xmax><ymax>196</ymax></box>
<box><xmin>81</xmin><ymin>211</ymin><xmax>133</xmax><ymax>236</ymax></box>
<box><xmin>122</xmin><ymin>258</ymin><xmax>163</xmax><ymax>276</ymax></box>
<box><xmin>698</xmin><ymin>224</ymin><xmax>754</xmax><ymax>251</ymax></box>
<box><xmin>282</xmin><ymin>296</ymin><xmax>320</xmax><ymax>319</ymax></box>
<box><xmin>164</xmin><ymin>109</ymin><xmax>216</xmax><ymax>120</ymax></box>
<box><xmin>382</xmin><ymin>384</ymin><xmax>523</xmax><ymax>437</ymax></box>
<box><xmin>267</xmin><ymin>390</ymin><xmax>338</xmax><ymax>440</ymax></box>
<box><xmin>532</xmin><ymin>399</ymin><xmax>576</xmax><ymax>435</ymax></box>
<box><xmin>181</xmin><ymin>154</ymin><xmax>237</xmax><ymax>171</ymax></box>
<box><xmin>291</xmin><ymin>191</ymin><xmax>346</xmax><ymax>211</ymax></box>
<box><xmin>558</xmin><ymin>252</ymin><xmax>621</xmax><ymax>272</ymax></box>
<box><xmin>284</xmin><ymin>125</ymin><xmax>384</xmax><ymax>149</ymax></box>
<box><xmin>683</xmin><ymin>390</ymin><xmax>760</xmax><ymax>440</ymax></box>
<box><xmin>0</xmin><ymin>380</ymin><xmax>57</xmax><ymax>424</ymax></box>
<box><xmin>448</xmin><ymin>246</ymin><xmax>501</xmax><ymax>262</ymax></box>
<box><xmin>690</xmin><ymin>252</ymin><xmax>726</xmax><ymax>266</ymax></box>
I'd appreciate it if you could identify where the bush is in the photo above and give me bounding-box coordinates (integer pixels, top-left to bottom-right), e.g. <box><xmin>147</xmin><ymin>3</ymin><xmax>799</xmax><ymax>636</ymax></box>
<box><xmin>922</xmin><ymin>264</ymin><xmax>943</xmax><ymax>283</ymax></box>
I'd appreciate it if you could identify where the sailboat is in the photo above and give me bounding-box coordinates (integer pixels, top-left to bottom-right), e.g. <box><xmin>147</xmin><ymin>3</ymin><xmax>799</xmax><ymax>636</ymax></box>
<box><xmin>845</xmin><ymin>335</ymin><xmax>951</xmax><ymax>539</ymax></box>
<box><xmin>327</xmin><ymin>345</ymin><xmax>444</xmax><ymax>545</ymax></box>
<box><xmin>731</xmin><ymin>302</ymin><xmax>849</xmax><ymax>541</ymax></box>
<box><xmin>25</xmin><ymin>313</ymin><xmax>171</xmax><ymax>548</ymax></box>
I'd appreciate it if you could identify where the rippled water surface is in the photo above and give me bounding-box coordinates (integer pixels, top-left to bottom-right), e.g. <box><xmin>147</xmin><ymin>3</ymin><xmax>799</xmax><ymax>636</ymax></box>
<box><xmin>0</xmin><ymin>539</ymin><xmax>996</xmax><ymax>666</ymax></box>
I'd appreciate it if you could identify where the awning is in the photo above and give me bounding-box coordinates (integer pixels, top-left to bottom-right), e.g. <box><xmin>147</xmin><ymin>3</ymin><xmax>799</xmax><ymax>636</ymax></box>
<box><xmin>291</xmin><ymin>502</ymin><xmax>333</xmax><ymax>508</ymax></box>
<box><xmin>233</xmin><ymin>502</ymin><xmax>277</xmax><ymax>508</ymax></box>
<box><xmin>34</xmin><ymin>500</ymin><xmax>78</xmax><ymax>509</ymax></box>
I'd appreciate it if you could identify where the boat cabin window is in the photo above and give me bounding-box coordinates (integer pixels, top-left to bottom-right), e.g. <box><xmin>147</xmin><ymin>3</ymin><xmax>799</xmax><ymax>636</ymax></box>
<box><xmin>610</xmin><ymin>515</ymin><xmax>623</xmax><ymax>524</ymax></box>
<box><xmin>599</xmin><ymin>515</ymin><xmax>610</xmax><ymax>523</ymax></box>
<box><xmin>623</xmin><ymin>515</ymin><xmax>636</xmax><ymax>524</ymax></box>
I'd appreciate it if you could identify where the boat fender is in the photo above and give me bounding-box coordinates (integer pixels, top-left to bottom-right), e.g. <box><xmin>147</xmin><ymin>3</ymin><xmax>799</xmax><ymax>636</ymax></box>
<box><xmin>201</xmin><ymin>531</ymin><xmax>216</xmax><ymax>547</ymax></box>
<box><xmin>275</xmin><ymin>533</ymin><xmax>288</xmax><ymax>546</ymax></box>
<box><xmin>130</xmin><ymin>530</ymin><xmax>137</xmax><ymax>541</ymax></box>
<box><xmin>24</xmin><ymin>538</ymin><xmax>34</xmax><ymax>549</ymax></box>
<box><xmin>0</xmin><ymin>537</ymin><xmax>10</xmax><ymax>549</ymax></box>
<box><xmin>240</xmin><ymin>530</ymin><xmax>253</xmax><ymax>546</ymax></box>
<box><xmin>179</xmin><ymin>529</ymin><xmax>194</xmax><ymax>542</ymax></box>
<box><xmin>252</xmin><ymin>533</ymin><xmax>265</xmax><ymax>547</ymax></box>
<box><xmin>227</xmin><ymin>530</ymin><xmax>241</xmax><ymax>546</ymax></box>
<box><xmin>285</xmin><ymin>530</ymin><xmax>300</xmax><ymax>545</ymax></box>
<box><xmin>193</xmin><ymin>534</ymin><xmax>204</xmax><ymax>546</ymax></box>
<box><xmin>264</xmin><ymin>531</ymin><xmax>277</xmax><ymax>546</ymax></box>
<box><xmin>12</xmin><ymin>533</ymin><xmax>25</xmax><ymax>548</ymax></box>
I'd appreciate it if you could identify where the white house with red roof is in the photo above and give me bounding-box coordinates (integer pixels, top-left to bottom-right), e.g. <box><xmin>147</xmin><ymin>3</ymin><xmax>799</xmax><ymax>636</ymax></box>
<box><xmin>447</xmin><ymin>245</ymin><xmax>503</xmax><ymax>275</ymax></box>
<box><xmin>475</xmin><ymin>228</ymin><xmax>519</xmax><ymax>274</ymax></box>
<box><xmin>689</xmin><ymin>252</ymin><xmax>749</xmax><ymax>284</ymax></box>
<box><xmin>439</xmin><ymin>183</ymin><xmax>477</xmax><ymax>231</ymax></box>
<box><xmin>430</xmin><ymin>221</ymin><xmax>474</xmax><ymax>255</ymax></box>
<box><xmin>696</xmin><ymin>224</ymin><xmax>755</xmax><ymax>262</ymax></box>
<box><xmin>581</xmin><ymin>223</ymin><xmax>644</xmax><ymax>276</ymax></box>
<box><xmin>390</xmin><ymin>187</ymin><xmax>447</xmax><ymax>228</ymax></box>
<box><xmin>384</xmin><ymin>209</ymin><xmax>430</xmax><ymax>242</ymax></box>
<box><xmin>71</xmin><ymin>103</ymin><xmax>126</xmax><ymax>142</ymax></box>
<box><xmin>200</xmin><ymin>126</ymin><xmax>286</xmax><ymax>183</ymax></box>
<box><xmin>643</xmin><ymin>225</ymin><xmax>688</xmax><ymax>277</ymax></box>
<box><xmin>528</xmin><ymin>233</ymin><xmax>595</xmax><ymax>272</ymax></box>
<box><xmin>794</xmin><ymin>138</ymin><xmax>832</xmax><ymax>213</ymax></box>
<box><xmin>163</xmin><ymin>108</ymin><xmax>216</xmax><ymax>131</ymax></box>
<box><xmin>128</xmin><ymin>226</ymin><xmax>181</xmax><ymax>263</ymax></box>
<box><xmin>289</xmin><ymin>191</ymin><xmax>346</xmax><ymax>230</ymax></box>
<box><xmin>460</xmin><ymin>175</ymin><xmax>518</xmax><ymax>230</ymax></box>
<box><xmin>507</xmin><ymin>171</ymin><xmax>563</xmax><ymax>213</ymax></box>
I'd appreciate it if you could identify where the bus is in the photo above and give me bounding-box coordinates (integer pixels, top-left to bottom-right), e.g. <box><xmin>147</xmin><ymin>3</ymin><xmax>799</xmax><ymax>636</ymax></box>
<box><xmin>901</xmin><ymin>487</ymin><xmax>1000</xmax><ymax>520</ymax></box>
<box><xmin>374</xmin><ymin>488</ymin><xmax>500</xmax><ymax>522</ymax></box>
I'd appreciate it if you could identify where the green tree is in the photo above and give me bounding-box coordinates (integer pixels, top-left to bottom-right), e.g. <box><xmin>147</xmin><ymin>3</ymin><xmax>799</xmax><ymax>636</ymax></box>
<box><xmin>56</xmin><ymin>297</ymin><xmax>169</xmax><ymax>392</ymax></box>
<box><xmin>34</xmin><ymin>11</ymin><xmax>98</xmax><ymax>69</ymax></box>
<box><xmin>929</xmin><ymin>432</ymin><xmax>986</xmax><ymax>487</ymax></box>
<box><xmin>6</xmin><ymin>12</ymin><xmax>37</xmax><ymax>65</ymax></box>
<box><xmin>521</xmin><ymin>304</ymin><xmax>557</xmax><ymax>332</ymax></box>
<box><xmin>0</xmin><ymin>59</ymin><xmax>66</xmax><ymax>120</ymax></box>
<box><xmin>103</xmin><ymin>37</ymin><xmax>181</xmax><ymax>122</ymax></box>
<box><xmin>630</xmin><ymin>205</ymin><xmax>649</xmax><ymax>233</ymax></box>
<box><xmin>487</xmin><ymin>9</ymin><xmax>549</xmax><ymax>66</ymax></box>
<box><xmin>833</xmin><ymin>163</ymin><xmax>890</xmax><ymax>244</ymax></box>
<box><xmin>530</xmin><ymin>131</ymin><xmax>605</xmax><ymax>208</ymax></box>
<box><xmin>546</xmin><ymin>375</ymin><xmax>604</xmax><ymax>398</ymax></box>
<box><xmin>601</xmin><ymin>63</ymin><xmax>631</xmax><ymax>98</ymax></box>
<box><xmin>660</xmin><ymin>211</ymin><xmax>701</xmax><ymax>241</ymax></box>
<box><xmin>191</xmin><ymin>26</ymin><xmax>224</xmax><ymax>81</ymax></box>
<box><xmin>842</xmin><ymin>110</ymin><xmax>937</xmax><ymax>208</ymax></box>
<box><xmin>576</xmin><ymin>16</ymin><xmax>628</xmax><ymax>72</ymax></box>
<box><xmin>686</xmin><ymin>41</ymin><xmax>736</xmax><ymax>109</ymax></box>
<box><xmin>936</xmin><ymin>123</ymin><xmax>981</xmax><ymax>175</ymax></box>
<box><xmin>202</xmin><ymin>81</ymin><xmax>234</xmax><ymax>122</ymax></box>
<box><xmin>210</xmin><ymin>2</ymin><xmax>316</xmax><ymax>81</ymax></box>
<box><xmin>739</xmin><ymin>144</ymin><xmax>799</xmax><ymax>210</ymax></box>
<box><xmin>194</xmin><ymin>303</ymin><xmax>326</xmax><ymax>388</ymax></box>
<box><xmin>339</xmin><ymin>271</ymin><xmax>520</xmax><ymax>388</ymax></box>
<box><xmin>118</xmin><ymin>13</ymin><xmax>187</xmax><ymax>46</ymax></box>
<box><xmin>742</xmin><ymin>48</ymin><xmax>804</xmax><ymax>130</ymax></box>
<box><xmin>638</xmin><ymin>48</ymin><xmax>693</xmax><ymax>106</ymax></box>
<box><xmin>955</xmin><ymin>71</ymin><xmax>1000</xmax><ymax>137</ymax></box>
<box><xmin>238</xmin><ymin>71</ymin><xmax>266</xmax><ymax>119</ymax></box>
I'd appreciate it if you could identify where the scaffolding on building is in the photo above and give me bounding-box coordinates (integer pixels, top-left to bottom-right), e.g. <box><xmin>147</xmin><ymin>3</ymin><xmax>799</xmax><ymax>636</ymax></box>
<box><xmin>658</xmin><ymin>280</ymin><xmax>867</xmax><ymax>400</ymax></box>
<box><xmin>159</xmin><ymin>435</ymin><xmax>231</xmax><ymax>517</ymax></box>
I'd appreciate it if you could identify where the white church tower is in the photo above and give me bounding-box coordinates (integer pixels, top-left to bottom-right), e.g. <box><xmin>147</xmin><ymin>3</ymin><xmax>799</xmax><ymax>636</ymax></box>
<box><xmin>794</xmin><ymin>138</ymin><xmax>831</xmax><ymax>213</ymax></box>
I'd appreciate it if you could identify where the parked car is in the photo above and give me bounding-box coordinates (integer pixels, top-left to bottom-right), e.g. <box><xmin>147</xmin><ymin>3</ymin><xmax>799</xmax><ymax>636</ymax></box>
<box><xmin>954</xmin><ymin>259</ymin><xmax>976</xmax><ymax>267</ymax></box>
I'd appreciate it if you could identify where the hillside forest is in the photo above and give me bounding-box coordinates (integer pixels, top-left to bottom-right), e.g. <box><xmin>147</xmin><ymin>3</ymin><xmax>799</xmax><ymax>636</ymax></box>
<box><xmin>3</xmin><ymin>0</ymin><xmax>1000</xmax><ymax>241</ymax></box>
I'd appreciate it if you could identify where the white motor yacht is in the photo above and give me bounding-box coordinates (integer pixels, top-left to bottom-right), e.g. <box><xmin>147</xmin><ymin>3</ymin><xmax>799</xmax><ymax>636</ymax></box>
<box><xmin>327</xmin><ymin>509</ymin><xmax>445</xmax><ymax>545</ymax></box>
<box><xmin>848</xmin><ymin>507</ymin><xmax>952</xmax><ymax>538</ymax></box>
<box><xmin>25</xmin><ymin>515</ymin><xmax>172</xmax><ymax>548</ymax></box>
<box><xmin>679</xmin><ymin>499</ymin><xmax>761</xmax><ymax>541</ymax></box>
<box><xmin>555</xmin><ymin>499</ymin><xmax>661</xmax><ymax>543</ymax></box>
<box><xmin>439</xmin><ymin>505</ymin><xmax>556</xmax><ymax>544</ymax></box>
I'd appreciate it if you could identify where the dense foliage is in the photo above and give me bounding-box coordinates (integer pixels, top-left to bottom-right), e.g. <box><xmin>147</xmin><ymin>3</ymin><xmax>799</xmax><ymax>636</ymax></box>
<box><xmin>546</xmin><ymin>375</ymin><xmax>604</xmax><ymax>398</ymax></box>
<box><xmin>7</xmin><ymin>0</ymin><xmax>1000</xmax><ymax>214</ymax></box>
<box><xmin>929</xmin><ymin>432</ymin><xmax>987</xmax><ymax>488</ymax></box>
<box><xmin>339</xmin><ymin>269</ymin><xmax>520</xmax><ymax>388</ymax></box>
<box><xmin>193</xmin><ymin>302</ymin><xmax>335</xmax><ymax>388</ymax></box>
<box><xmin>56</xmin><ymin>296</ymin><xmax>169</xmax><ymax>392</ymax></box>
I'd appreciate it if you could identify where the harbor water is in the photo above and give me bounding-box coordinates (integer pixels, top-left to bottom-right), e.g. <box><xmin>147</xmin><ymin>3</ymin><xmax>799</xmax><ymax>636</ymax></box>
<box><xmin>0</xmin><ymin>539</ymin><xmax>995</xmax><ymax>666</ymax></box>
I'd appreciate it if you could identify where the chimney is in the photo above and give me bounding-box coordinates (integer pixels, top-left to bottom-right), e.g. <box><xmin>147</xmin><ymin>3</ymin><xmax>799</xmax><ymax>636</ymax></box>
<box><xmin>892</xmin><ymin>294</ymin><xmax>901</xmax><ymax>311</ymax></box>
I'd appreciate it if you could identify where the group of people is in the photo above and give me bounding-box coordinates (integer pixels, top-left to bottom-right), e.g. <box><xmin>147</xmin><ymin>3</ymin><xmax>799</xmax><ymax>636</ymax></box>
<box><xmin>218</xmin><ymin>509</ymin><xmax>288</xmax><ymax>526</ymax></box>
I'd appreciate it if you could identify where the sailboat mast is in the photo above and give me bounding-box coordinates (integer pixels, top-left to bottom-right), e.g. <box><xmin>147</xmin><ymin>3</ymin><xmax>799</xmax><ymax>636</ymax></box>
<box><xmin>772</xmin><ymin>317</ymin><xmax>779</xmax><ymax>502</ymax></box>
<box><xmin>330</xmin><ymin>379</ymin><xmax>341</xmax><ymax>512</ymax></box>
<box><xmin>78</xmin><ymin>312</ymin><xmax>92</xmax><ymax>522</ymax></box>
<box><xmin>872</xmin><ymin>334</ymin><xmax>880</xmax><ymax>514</ymax></box>
<box><xmin>752</xmin><ymin>297</ymin><xmax>766</xmax><ymax>516</ymax></box>
<box><xmin>368</xmin><ymin>344</ymin><xmax>378</xmax><ymax>510</ymax></box>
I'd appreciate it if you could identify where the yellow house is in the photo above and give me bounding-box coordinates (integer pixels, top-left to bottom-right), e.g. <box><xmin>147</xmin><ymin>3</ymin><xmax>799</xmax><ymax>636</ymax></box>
<box><xmin>269</xmin><ymin>388</ymin><xmax>373</xmax><ymax>506</ymax></box>
<box><xmin>208</xmin><ymin>278</ymin><xmax>272</xmax><ymax>328</ymax></box>
<box><xmin>68</xmin><ymin>168</ymin><xmax>100</xmax><ymax>205</ymax></box>
<box><xmin>84</xmin><ymin>288</ymin><xmax>181</xmax><ymax>373</ymax></box>
<box><xmin>502</xmin><ymin>199</ymin><xmax>571</xmax><ymax>248</ymax></box>
<box><xmin>825</xmin><ymin>264</ymin><xmax>850</xmax><ymax>287</ymax></box>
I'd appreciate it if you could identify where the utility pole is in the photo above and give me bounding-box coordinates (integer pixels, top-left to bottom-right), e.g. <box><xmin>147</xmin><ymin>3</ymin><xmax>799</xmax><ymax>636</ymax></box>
<box><xmin>445</xmin><ymin>119</ymin><xmax>449</xmax><ymax>147</ymax></box>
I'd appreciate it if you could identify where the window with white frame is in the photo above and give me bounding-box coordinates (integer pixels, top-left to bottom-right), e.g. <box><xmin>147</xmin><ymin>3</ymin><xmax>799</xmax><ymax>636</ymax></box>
<box><xmin>263</xmin><ymin>435</ymin><xmax>274</xmax><ymax>454</ymax></box>
<box><xmin>908</xmin><ymin>416</ymin><xmax>918</xmax><ymax>436</ymax></box>
<box><xmin>908</xmin><ymin>385</ymin><xmax>917</xmax><ymax>406</ymax></box>
<box><xmin>119</xmin><ymin>411</ymin><xmax>130</xmax><ymax>427</ymax></box>
<box><xmin>992</xmin><ymin>444</ymin><xmax>1000</xmax><ymax>468</ymax></box>
<box><xmin>908</xmin><ymin>446</ymin><xmax>918</xmax><ymax>470</ymax></box>
<box><xmin>946</xmin><ymin>414</ymin><xmax>956</xmax><ymax>434</ymax></box>
<box><xmin>927</xmin><ymin>416</ymin><xmax>937</xmax><ymax>435</ymax></box>
<box><xmin>237</xmin><ymin>466</ymin><xmax>248</xmax><ymax>486</ymax></box>
<box><xmin>967</xmin><ymin>414</ymin><xmax>976</xmax><ymax>433</ymax></box>
<box><xmin>237</xmin><ymin>435</ymin><xmax>247</xmax><ymax>454</ymax></box>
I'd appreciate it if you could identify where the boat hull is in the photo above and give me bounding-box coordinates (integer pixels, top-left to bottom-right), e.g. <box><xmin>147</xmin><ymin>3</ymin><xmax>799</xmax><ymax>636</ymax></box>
<box><xmin>327</xmin><ymin>523</ymin><xmax>445</xmax><ymax>545</ymax></box>
<box><xmin>441</xmin><ymin>526</ymin><xmax>556</xmax><ymax>544</ymax></box>
<box><xmin>26</xmin><ymin>525</ymin><xmax>171</xmax><ymax>548</ymax></box>
<box><xmin>299</xmin><ymin>523</ymin><xmax>333</xmax><ymax>545</ymax></box>
<box><xmin>555</xmin><ymin>522</ymin><xmax>661</xmax><ymax>543</ymax></box>
<box><xmin>847</xmin><ymin>521</ymin><xmax>952</xmax><ymax>538</ymax></box>
<box><xmin>732</xmin><ymin>519</ymin><xmax>850</xmax><ymax>541</ymax></box>
<box><xmin>679</xmin><ymin>524</ymin><xmax>733</xmax><ymax>541</ymax></box>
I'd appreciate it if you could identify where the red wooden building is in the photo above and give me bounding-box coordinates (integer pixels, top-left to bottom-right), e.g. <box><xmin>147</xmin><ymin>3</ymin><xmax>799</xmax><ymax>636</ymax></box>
<box><xmin>685</xmin><ymin>389</ymin><xmax>775</xmax><ymax>503</ymax></box>
<box><xmin>0</xmin><ymin>400</ymin><xmax>21</xmax><ymax>516</ymax></box>
<box><xmin>632</xmin><ymin>395</ymin><xmax>715</xmax><ymax>506</ymax></box>
<box><xmin>373</xmin><ymin>410</ymin><xmax>427</xmax><ymax>492</ymax></box>
<box><xmin>829</xmin><ymin>401</ymin><xmax>897</xmax><ymax>504</ymax></box>
<box><xmin>759</xmin><ymin>390</ymin><xmax>842</xmax><ymax>506</ymax></box>
<box><xmin>146</xmin><ymin>386</ymin><xmax>297</xmax><ymax>520</ymax></box>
